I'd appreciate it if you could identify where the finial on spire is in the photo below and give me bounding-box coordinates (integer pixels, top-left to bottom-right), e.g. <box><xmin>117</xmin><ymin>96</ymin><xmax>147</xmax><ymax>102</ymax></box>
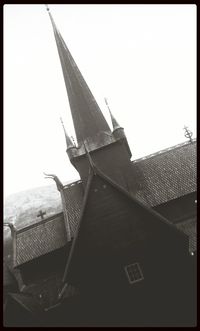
<box><xmin>60</xmin><ymin>116</ymin><xmax>65</xmax><ymax>130</ymax></box>
<box><xmin>70</xmin><ymin>136</ymin><xmax>76</xmax><ymax>146</ymax></box>
<box><xmin>104</xmin><ymin>97</ymin><xmax>121</xmax><ymax>131</ymax></box>
<box><xmin>45</xmin><ymin>4</ymin><xmax>50</xmax><ymax>12</ymax></box>
<box><xmin>183</xmin><ymin>125</ymin><xmax>193</xmax><ymax>143</ymax></box>
<box><xmin>104</xmin><ymin>97</ymin><xmax>109</xmax><ymax>108</ymax></box>
<box><xmin>60</xmin><ymin>117</ymin><xmax>74</xmax><ymax>149</ymax></box>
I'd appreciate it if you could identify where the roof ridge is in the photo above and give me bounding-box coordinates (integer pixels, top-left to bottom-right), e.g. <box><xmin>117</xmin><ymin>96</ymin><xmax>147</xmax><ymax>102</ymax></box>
<box><xmin>16</xmin><ymin>212</ymin><xmax>64</xmax><ymax>233</ymax></box>
<box><xmin>63</xmin><ymin>179</ymin><xmax>82</xmax><ymax>189</ymax></box>
<box><xmin>132</xmin><ymin>139</ymin><xmax>196</xmax><ymax>163</ymax></box>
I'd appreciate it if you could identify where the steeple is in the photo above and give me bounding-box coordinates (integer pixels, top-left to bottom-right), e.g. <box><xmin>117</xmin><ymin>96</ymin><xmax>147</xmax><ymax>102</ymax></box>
<box><xmin>60</xmin><ymin>117</ymin><xmax>74</xmax><ymax>150</ymax></box>
<box><xmin>46</xmin><ymin>6</ymin><xmax>133</xmax><ymax>190</ymax></box>
<box><xmin>105</xmin><ymin>98</ymin><xmax>132</xmax><ymax>158</ymax></box>
<box><xmin>46</xmin><ymin>6</ymin><xmax>111</xmax><ymax>148</ymax></box>
<box><xmin>104</xmin><ymin>98</ymin><xmax>121</xmax><ymax>131</ymax></box>
<box><xmin>60</xmin><ymin>117</ymin><xmax>77</xmax><ymax>161</ymax></box>
<box><xmin>109</xmin><ymin>110</ymin><xmax>121</xmax><ymax>131</ymax></box>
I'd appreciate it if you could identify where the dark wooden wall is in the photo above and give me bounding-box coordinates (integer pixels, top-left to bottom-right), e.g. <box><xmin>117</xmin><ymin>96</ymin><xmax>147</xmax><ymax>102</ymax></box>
<box><xmin>63</xmin><ymin>174</ymin><xmax>195</xmax><ymax>326</ymax></box>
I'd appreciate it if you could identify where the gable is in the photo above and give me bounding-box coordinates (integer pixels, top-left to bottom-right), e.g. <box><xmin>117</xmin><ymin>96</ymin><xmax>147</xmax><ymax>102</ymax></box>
<box><xmin>77</xmin><ymin>175</ymin><xmax>175</xmax><ymax>249</ymax></box>
<box><xmin>65</xmin><ymin>169</ymin><xmax>188</xmax><ymax>286</ymax></box>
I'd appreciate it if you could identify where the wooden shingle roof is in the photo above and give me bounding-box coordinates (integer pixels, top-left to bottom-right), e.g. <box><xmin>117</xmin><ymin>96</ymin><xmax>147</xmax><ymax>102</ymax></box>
<box><xmin>62</xmin><ymin>180</ymin><xmax>83</xmax><ymax>237</ymax></box>
<box><xmin>12</xmin><ymin>141</ymin><xmax>196</xmax><ymax>267</ymax></box>
<box><xmin>132</xmin><ymin>141</ymin><xmax>196</xmax><ymax>207</ymax></box>
<box><xmin>63</xmin><ymin>140</ymin><xmax>196</xmax><ymax>233</ymax></box>
<box><xmin>14</xmin><ymin>213</ymin><xmax>67</xmax><ymax>267</ymax></box>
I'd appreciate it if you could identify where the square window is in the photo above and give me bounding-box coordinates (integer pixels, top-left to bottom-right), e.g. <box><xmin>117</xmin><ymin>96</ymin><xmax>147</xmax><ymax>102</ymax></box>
<box><xmin>124</xmin><ymin>263</ymin><xmax>144</xmax><ymax>284</ymax></box>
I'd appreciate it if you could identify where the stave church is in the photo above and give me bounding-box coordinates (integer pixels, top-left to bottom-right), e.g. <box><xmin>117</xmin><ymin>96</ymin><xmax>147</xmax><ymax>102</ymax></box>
<box><xmin>4</xmin><ymin>7</ymin><xmax>196</xmax><ymax>327</ymax></box>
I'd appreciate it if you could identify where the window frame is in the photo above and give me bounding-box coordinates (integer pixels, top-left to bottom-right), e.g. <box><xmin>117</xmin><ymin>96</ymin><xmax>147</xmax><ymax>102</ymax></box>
<box><xmin>124</xmin><ymin>262</ymin><xmax>144</xmax><ymax>284</ymax></box>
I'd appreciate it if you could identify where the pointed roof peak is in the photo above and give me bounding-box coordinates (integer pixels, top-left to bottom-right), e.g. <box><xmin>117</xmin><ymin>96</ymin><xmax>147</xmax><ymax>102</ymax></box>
<box><xmin>104</xmin><ymin>98</ymin><xmax>122</xmax><ymax>131</ymax></box>
<box><xmin>47</xmin><ymin>10</ymin><xmax>111</xmax><ymax>147</ymax></box>
<box><xmin>60</xmin><ymin>117</ymin><xmax>74</xmax><ymax>149</ymax></box>
<box><xmin>45</xmin><ymin>4</ymin><xmax>50</xmax><ymax>12</ymax></box>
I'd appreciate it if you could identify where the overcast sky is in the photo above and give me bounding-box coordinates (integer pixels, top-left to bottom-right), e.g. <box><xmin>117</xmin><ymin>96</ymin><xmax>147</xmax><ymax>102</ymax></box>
<box><xmin>4</xmin><ymin>4</ymin><xmax>196</xmax><ymax>198</ymax></box>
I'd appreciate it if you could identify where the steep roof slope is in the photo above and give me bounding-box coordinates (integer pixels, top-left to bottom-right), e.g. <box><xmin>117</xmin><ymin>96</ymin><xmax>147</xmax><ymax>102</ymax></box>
<box><xmin>14</xmin><ymin>213</ymin><xmax>67</xmax><ymax>267</ymax></box>
<box><xmin>132</xmin><ymin>141</ymin><xmax>196</xmax><ymax>206</ymax></box>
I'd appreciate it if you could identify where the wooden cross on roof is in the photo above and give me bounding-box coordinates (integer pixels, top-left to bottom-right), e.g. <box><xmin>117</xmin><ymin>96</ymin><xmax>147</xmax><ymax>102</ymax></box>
<box><xmin>37</xmin><ymin>210</ymin><xmax>46</xmax><ymax>220</ymax></box>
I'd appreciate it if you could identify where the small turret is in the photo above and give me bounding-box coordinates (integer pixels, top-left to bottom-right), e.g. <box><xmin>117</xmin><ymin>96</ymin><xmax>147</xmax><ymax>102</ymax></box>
<box><xmin>105</xmin><ymin>98</ymin><xmax>132</xmax><ymax>158</ymax></box>
<box><xmin>104</xmin><ymin>98</ymin><xmax>121</xmax><ymax>131</ymax></box>
<box><xmin>60</xmin><ymin>117</ymin><xmax>77</xmax><ymax>160</ymax></box>
<box><xmin>104</xmin><ymin>98</ymin><xmax>125</xmax><ymax>139</ymax></box>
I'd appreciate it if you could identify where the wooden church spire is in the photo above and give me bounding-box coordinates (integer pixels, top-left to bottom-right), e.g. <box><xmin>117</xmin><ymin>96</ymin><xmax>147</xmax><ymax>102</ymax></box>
<box><xmin>46</xmin><ymin>6</ymin><xmax>111</xmax><ymax>148</ymax></box>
